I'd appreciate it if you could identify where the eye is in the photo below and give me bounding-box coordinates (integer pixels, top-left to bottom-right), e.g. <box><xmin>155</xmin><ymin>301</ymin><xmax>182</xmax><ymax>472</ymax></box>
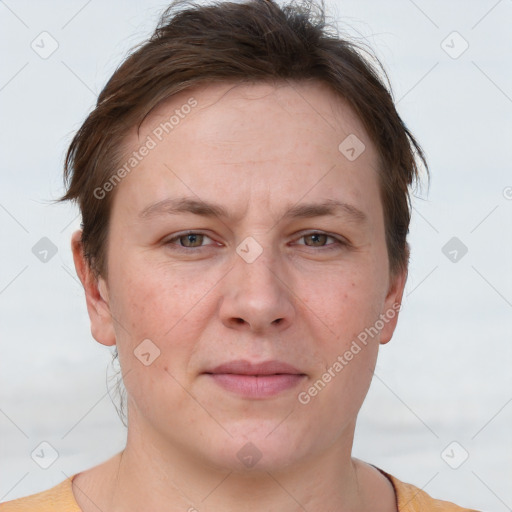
<box><xmin>165</xmin><ymin>231</ymin><xmax>215</xmax><ymax>249</ymax></box>
<box><xmin>163</xmin><ymin>230</ymin><xmax>348</xmax><ymax>252</ymax></box>
<box><xmin>295</xmin><ymin>231</ymin><xmax>347</xmax><ymax>249</ymax></box>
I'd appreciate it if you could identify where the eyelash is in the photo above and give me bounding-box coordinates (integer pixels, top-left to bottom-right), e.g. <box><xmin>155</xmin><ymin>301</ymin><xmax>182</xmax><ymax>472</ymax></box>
<box><xmin>164</xmin><ymin>231</ymin><xmax>348</xmax><ymax>252</ymax></box>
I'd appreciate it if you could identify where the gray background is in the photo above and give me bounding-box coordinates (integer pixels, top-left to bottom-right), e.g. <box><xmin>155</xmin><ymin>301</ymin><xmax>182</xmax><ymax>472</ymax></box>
<box><xmin>0</xmin><ymin>0</ymin><xmax>511</xmax><ymax>510</ymax></box>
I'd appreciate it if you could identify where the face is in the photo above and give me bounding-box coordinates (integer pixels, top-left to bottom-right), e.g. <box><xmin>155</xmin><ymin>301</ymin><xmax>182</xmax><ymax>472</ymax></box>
<box><xmin>74</xmin><ymin>80</ymin><xmax>406</xmax><ymax>473</ymax></box>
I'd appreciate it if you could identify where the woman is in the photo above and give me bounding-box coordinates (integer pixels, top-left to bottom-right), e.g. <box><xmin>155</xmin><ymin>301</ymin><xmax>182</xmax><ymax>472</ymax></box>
<box><xmin>0</xmin><ymin>0</ymin><xmax>481</xmax><ymax>510</ymax></box>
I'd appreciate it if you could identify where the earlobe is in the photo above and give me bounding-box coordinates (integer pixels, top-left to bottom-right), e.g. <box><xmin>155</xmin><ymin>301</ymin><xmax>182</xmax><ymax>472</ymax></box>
<box><xmin>379</xmin><ymin>266</ymin><xmax>407</xmax><ymax>345</ymax></box>
<box><xmin>71</xmin><ymin>230</ymin><xmax>116</xmax><ymax>347</ymax></box>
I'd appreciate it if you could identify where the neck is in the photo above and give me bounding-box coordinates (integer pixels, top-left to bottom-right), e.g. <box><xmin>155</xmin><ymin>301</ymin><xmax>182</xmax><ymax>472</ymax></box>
<box><xmin>103</xmin><ymin>419</ymin><xmax>367</xmax><ymax>512</ymax></box>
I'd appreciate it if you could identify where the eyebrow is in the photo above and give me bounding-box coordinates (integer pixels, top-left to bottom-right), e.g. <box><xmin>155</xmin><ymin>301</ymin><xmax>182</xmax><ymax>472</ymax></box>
<box><xmin>139</xmin><ymin>196</ymin><xmax>368</xmax><ymax>224</ymax></box>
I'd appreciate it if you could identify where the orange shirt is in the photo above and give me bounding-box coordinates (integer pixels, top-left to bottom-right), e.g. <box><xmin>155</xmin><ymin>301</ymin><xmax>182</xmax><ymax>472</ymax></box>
<box><xmin>0</xmin><ymin>466</ymin><xmax>481</xmax><ymax>511</ymax></box>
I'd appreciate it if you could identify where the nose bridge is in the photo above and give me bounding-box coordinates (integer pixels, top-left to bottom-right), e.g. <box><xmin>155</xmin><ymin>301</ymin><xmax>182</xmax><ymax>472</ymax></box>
<box><xmin>220</xmin><ymin>234</ymin><xmax>295</xmax><ymax>331</ymax></box>
<box><xmin>235</xmin><ymin>237</ymin><xmax>279</xmax><ymax>291</ymax></box>
<box><xmin>233</xmin><ymin>235</ymin><xmax>283</xmax><ymax>298</ymax></box>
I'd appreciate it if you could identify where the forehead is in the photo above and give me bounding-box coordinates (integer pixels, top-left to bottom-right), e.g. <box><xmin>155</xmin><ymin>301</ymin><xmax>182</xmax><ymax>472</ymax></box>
<box><xmin>140</xmin><ymin>80</ymin><xmax>373</xmax><ymax>152</ymax></box>
<box><xmin>112</xmin><ymin>80</ymin><xmax>382</xmax><ymax>223</ymax></box>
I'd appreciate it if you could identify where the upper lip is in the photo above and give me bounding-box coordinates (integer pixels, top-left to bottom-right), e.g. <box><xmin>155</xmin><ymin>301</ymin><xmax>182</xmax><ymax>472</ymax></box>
<box><xmin>206</xmin><ymin>359</ymin><xmax>305</xmax><ymax>376</ymax></box>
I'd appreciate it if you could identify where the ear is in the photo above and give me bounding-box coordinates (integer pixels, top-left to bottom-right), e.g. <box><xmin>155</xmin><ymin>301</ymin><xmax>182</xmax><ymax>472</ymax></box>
<box><xmin>379</xmin><ymin>264</ymin><xmax>407</xmax><ymax>346</ymax></box>
<box><xmin>71</xmin><ymin>230</ymin><xmax>116</xmax><ymax>347</ymax></box>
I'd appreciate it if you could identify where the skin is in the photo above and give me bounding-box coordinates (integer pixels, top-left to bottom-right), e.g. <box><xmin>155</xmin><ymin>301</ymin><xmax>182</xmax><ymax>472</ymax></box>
<box><xmin>71</xmin><ymin>80</ymin><xmax>406</xmax><ymax>512</ymax></box>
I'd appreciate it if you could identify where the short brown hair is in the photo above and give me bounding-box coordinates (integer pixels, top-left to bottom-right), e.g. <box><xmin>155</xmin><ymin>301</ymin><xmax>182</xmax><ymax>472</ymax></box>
<box><xmin>60</xmin><ymin>0</ymin><xmax>428</xmax><ymax>278</ymax></box>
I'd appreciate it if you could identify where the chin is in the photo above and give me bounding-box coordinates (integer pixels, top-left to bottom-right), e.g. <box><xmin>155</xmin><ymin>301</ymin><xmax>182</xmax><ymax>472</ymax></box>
<box><xmin>198</xmin><ymin>420</ymin><xmax>316</xmax><ymax>473</ymax></box>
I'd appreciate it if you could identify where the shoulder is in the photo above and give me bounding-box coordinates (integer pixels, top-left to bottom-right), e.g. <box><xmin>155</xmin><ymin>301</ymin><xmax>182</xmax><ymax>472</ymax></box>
<box><xmin>371</xmin><ymin>465</ymin><xmax>482</xmax><ymax>512</ymax></box>
<box><xmin>0</xmin><ymin>475</ymin><xmax>81</xmax><ymax>512</ymax></box>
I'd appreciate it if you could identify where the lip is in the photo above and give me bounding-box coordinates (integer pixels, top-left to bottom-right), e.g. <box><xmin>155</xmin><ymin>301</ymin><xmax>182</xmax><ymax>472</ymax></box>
<box><xmin>204</xmin><ymin>359</ymin><xmax>306</xmax><ymax>399</ymax></box>
<box><xmin>208</xmin><ymin>359</ymin><xmax>303</xmax><ymax>376</ymax></box>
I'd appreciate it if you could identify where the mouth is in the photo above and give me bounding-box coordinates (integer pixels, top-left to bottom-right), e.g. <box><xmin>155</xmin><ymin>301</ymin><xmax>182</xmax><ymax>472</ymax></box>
<box><xmin>203</xmin><ymin>359</ymin><xmax>307</xmax><ymax>399</ymax></box>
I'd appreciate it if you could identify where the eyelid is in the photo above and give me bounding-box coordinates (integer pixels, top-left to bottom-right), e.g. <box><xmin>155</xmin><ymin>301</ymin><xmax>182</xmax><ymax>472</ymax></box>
<box><xmin>292</xmin><ymin>230</ymin><xmax>349</xmax><ymax>248</ymax></box>
<box><xmin>164</xmin><ymin>229</ymin><xmax>349</xmax><ymax>251</ymax></box>
<box><xmin>164</xmin><ymin>230</ymin><xmax>218</xmax><ymax>249</ymax></box>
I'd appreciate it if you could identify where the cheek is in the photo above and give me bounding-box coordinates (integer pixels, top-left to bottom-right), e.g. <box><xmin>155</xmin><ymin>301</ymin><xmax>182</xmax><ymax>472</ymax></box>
<box><xmin>107</xmin><ymin>260</ymin><xmax>222</xmax><ymax>390</ymax></box>
<box><xmin>298</xmin><ymin>266</ymin><xmax>384</xmax><ymax>409</ymax></box>
<box><xmin>108</xmin><ymin>266</ymin><xmax>205</xmax><ymax>421</ymax></box>
<box><xmin>109</xmin><ymin>260</ymin><xmax>211</xmax><ymax>338</ymax></box>
<box><xmin>300</xmin><ymin>327</ymin><xmax>379</xmax><ymax>435</ymax></box>
<box><xmin>305</xmin><ymin>266</ymin><xmax>385</xmax><ymax>345</ymax></box>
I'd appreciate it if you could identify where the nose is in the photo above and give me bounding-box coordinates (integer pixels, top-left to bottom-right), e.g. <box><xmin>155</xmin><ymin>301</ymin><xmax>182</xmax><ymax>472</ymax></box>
<box><xmin>218</xmin><ymin>244</ymin><xmax>295</xmax><ymax>334</ymax></box>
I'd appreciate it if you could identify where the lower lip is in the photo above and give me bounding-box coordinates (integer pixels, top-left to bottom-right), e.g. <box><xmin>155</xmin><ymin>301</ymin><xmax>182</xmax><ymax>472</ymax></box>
<box><xmin>207</xmin><ymin>373</ymin><xmax>306</xmax><ymax>398</ymax></box>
